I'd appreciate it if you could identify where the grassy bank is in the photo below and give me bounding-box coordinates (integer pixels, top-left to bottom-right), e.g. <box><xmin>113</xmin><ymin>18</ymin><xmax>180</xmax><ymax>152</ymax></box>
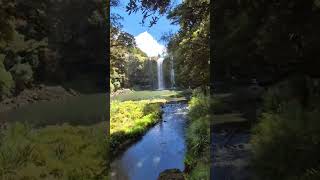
<box><xmin>184</xmin><ymin>91</ymin><xmax>210</xmax><ymax>179</ymax></box>
<box><xmin>0</xmin><ymin>93</ymin><xmax>109</xmax><ymax>179</ymax></box>
<box><xmin>110</xmin><ymin>99</ymin><xmax>165</xmax><ymax>157</ymax></box>
<box><xmin>0</xmin><ymin>122</ymin><xmax>108</xmax><ymax>179</ymax></box>
<box><xmin>111</xmin><ymin>90</ymin><xmax>186</xmax><ymax>101</ymax></box>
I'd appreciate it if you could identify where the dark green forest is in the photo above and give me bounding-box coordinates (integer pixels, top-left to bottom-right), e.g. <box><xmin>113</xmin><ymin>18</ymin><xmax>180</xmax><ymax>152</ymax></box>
<box><xmin>0</xmin><ymin>0</ymin><xmax>107</xmax><ymax>98</ymax></box>
<box><xmin>212</xmin><ymin>0</ymin><xmax>320</xmax><ymax>84</ymax></box>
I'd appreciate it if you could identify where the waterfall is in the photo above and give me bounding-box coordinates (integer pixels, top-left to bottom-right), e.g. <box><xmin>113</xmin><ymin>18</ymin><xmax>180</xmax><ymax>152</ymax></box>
<box><xmin>157</xmin><ymin>57</ymin><xmax>165</xmax><ymax>90</ymax></box>
<box><xmin>170</xmin><ymin>57</ymin><xmax>175</xmax><ymax>89</ymax></box>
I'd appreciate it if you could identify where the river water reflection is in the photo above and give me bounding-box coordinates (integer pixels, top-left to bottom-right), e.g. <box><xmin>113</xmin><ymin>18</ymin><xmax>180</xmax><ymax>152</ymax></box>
<box><xmin>111</xmin><ymin>103</ymin><xmax>188</xmax><ymax>180</ymax></box>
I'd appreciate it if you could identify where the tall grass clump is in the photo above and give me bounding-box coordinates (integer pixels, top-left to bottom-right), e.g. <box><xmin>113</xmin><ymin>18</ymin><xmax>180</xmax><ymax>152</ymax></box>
<box><xmin>110</xmin><ymin>99</ymin><xmax>165</xmax><ymax>156</ymax></box>
<box><xmin>184</xmin><ymin>89</ymin><xmax>210</xmax><ymax>180</ymax></box>
<box><xmin>0</xmin><ymin>122</ymin><xmax>108</xmax><ymax>180</ymax></box>
<box><xmin>251</xmin><ymin>76</ymin><xmax>320</xmax><ymax>180</ymax></box>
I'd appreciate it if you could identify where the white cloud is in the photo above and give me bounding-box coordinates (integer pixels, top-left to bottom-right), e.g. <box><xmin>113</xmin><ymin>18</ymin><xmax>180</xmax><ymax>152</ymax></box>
<box><xmin>135</xmin><ymin>31</ymin><xmax>166</xmax><ymax>57</ymax></box>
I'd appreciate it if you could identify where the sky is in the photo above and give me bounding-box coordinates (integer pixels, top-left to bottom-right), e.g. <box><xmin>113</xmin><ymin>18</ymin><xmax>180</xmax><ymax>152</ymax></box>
<box><xmin>111</xmin><ymin>0</ymin><xmax>181</xmax><ymax>57</ymax></box>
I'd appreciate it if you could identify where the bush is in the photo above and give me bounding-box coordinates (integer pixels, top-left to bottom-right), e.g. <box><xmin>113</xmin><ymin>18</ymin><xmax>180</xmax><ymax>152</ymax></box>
<box><xmin>110</xmin><ymin>81</ymin><xmax>115</xmax><ymax>93</ymax></box>
<box><xmin>188</xmin><ymin>91</ymin><xmax>210</xmax><ymax>120</ymax></box>
<box><xmin>0</xmin><ymin>65</ymin><xmax>14</xmax><ymax>99</ymax></box>
<box><xmin>185</xmin><ymin>91</ymin><xmax>210</xmax><ymax>179</ymax></box>
<box><xmin>10</xmin><ymin>63</ymin><xmax>33</xmax><ymax>91</ymax></box>
<box><xmin>251</xmin><ymin>82</ymin><xmax>320</xmax><ymax>180</ymax></box>
<box><xmin>186</xmin><ymin>163</ymin><xmax>210</xmax><ymax>180</ymax></box>
<box><xmin>113</xmin><ymin>81</ymin><xmax>121</xmax><ymax>91</ymax></box>
<box><xmin>263</xmin><ymin>76</ymin><xmax>320</xmax><ymax>113</ymax></box>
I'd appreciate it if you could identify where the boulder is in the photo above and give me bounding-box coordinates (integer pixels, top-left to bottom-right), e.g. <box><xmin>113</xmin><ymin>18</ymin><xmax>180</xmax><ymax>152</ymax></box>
<box><xmin>158</xmin><ymin>169</ymin><xmax>185</xmax><ymax>180</ymax></box>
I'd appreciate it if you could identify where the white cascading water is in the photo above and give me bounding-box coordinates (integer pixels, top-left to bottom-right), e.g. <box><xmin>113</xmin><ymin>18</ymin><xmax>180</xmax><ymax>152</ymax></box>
<box><xmin>170</xmin><ymin>58</ymin><xmax>175</xmax><ymax>89</ymax></box>
<box><xmin>157</xmin><ymin>57</ymin><xmax>165</xmax><ymax>90</ymax></box>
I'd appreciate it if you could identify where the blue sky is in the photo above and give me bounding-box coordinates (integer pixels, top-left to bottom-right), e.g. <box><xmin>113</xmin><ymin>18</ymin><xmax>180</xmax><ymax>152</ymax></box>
<box><xmin>111</xmin><ymin>0</ymin><xmax>181</xmax><ymax>56</ymax></box>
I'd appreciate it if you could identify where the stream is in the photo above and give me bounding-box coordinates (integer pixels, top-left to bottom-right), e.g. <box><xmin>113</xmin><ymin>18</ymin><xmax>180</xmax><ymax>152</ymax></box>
<box><xmin>110</xmin><ymin>103</ymin><xmax>188</xmax><ymax>180</ymax></box>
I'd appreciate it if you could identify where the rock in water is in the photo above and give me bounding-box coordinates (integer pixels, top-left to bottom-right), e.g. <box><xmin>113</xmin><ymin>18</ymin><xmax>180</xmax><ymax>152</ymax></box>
<box><xmin>158</xmin><ymin>169</ymin><xmax>185</xmax><ymax>180</ymax></box>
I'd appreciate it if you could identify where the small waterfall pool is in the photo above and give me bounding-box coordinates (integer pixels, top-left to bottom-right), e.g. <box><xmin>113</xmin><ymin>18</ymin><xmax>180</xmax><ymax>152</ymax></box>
<box><xmin>110</xmin><ymin>103</ymin><xmax>188</xmax><ymax>180</ymax></box>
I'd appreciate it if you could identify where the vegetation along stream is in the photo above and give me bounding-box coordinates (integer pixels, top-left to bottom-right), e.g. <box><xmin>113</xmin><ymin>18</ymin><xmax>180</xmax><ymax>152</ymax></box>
<box><xmin>110</xmin><ymin>102</ymin><xmax>188</xmax><ymax>180</ymax></box>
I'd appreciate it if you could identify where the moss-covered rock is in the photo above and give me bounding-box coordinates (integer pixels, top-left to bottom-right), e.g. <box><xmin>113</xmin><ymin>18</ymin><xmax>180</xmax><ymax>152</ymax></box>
<box><xmin>158</xmin><ymin>169</ymin><xmax>185</xmax><ymax>180</ymax></box>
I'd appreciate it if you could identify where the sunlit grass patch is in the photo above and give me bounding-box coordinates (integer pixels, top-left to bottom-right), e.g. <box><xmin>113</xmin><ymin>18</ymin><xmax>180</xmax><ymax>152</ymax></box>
<box><xmin>110</xmin><ymin>99</ymin><xmax>165</xmax><ymax>156</ymax></box>
<box><xmin>111</xmin><ymin>90</ymin><xmax>182</xmax><ymax>101</ymax></box>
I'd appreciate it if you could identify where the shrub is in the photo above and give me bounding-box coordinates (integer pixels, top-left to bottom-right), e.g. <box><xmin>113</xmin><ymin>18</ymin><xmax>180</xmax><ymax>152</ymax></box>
<box><xmin>185</xmin><ymin>90</ymin><xmax>210</xmax><ymax>180</ymax></box>
<box><xmin>10</xmin><ymin>63</ymin><xmax>33</xmax><ymax>91</ymax></box>
<box><xmin>110</xmin><ymin>81</ymin><xmax>115</xmax><ymax>93</ymax></box>
<box><xmin>263</xmin><ymin>76</ymin><xmax>319</xmax><ymax>113</ymax></box>
<box><xmin>113</xmin><ymin>81</ymin><xmax>121</xmax><ymax>91</ymax></box>
<box><xmin>251</xmin><ymin>85</ymin><xmax>320</xmax><ymax>180</ymax></box>
<box><xmin>186</xmin><ymin>162</ymin><xmax>210</xmax><ymax>180</ymax></box>
<box><xmin>0</xmin><ymin>65</ymin><xmax>14</xmax><ymax>99</ymax></box>
<box><xmin>188</xmin><ymin>91</ymin><xmax>210</xmax><ymax>120</ymax></box>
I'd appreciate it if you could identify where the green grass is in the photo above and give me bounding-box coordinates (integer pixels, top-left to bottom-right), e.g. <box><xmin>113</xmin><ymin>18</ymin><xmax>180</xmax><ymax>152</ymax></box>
<box><xmin>0</xmin><ymin>90</ymin><xmax>185</xmax><ymax>178</ymax></box>
<box><xmin>110</xmin><ymin>99</ymin><xmax>165</xmax><ymax>156</ymax></box>
<box><xmin>184</xmin><ymin>91</ymin><xmax>210</xmax><ymax>180</ymax></box>
<box><xmin>0</xmin><ymin>122</ymin><xmax>108</xmax><ymax>180</ymax></box>
<box><xmin>0</xmin><ymin>93</ymin><xmax>110</xmax><ymax>179</ymax></box>
<box><xmin>2</xmin><ymin>93</ymin><xmax>107</xmax><ymax>127</ymax></box>
<box><xmin>111</xmin><ymin>90</ymin><xmax>184</xmax><ymax>101</ymax></box>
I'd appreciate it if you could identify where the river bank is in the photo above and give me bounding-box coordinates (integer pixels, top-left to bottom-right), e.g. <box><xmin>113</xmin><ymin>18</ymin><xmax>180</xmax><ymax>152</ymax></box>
<box><xmin>110</xmin><ymin>90</ymin><xmax>188</xmax><ymax>159</ymax></box>
<box><xmin>111</xmin><ymin>102</ymin><xmax>188</xmax><ymax>180</ymax></box>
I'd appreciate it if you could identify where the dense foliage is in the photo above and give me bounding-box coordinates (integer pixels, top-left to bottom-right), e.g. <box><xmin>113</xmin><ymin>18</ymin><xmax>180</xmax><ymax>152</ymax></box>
<box><xmin>185</xmin><ymin>90</ymin><xmax>210</xmax><ymax>179</ymax></box>
<box><xmin>0</xmin><ymin>0</ymin><xmax>107</xmax><ymax>98</ymax></box>
<box><xmin>166</xmin><ymin>0</ymin><xmax>210</xmax><ymax>88</ymax></box>
<box><xmin>213</xmin><ymin>0</ymin><xmax>320</xmax><ymax>83</ymax></box>
<box><xmin>251</xmin><ymin>76</ymin><xmax>320</xmax><ymax>180</ymax></box>
<box><xmin>110</xmin><ymin>27</ymin><xmax>158</xmax><ymax>91</ymax></box>
<box><xmin>212</xmin><ymin>1</ymin><xmax>320</xmax><ymax>179</ymax></box>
